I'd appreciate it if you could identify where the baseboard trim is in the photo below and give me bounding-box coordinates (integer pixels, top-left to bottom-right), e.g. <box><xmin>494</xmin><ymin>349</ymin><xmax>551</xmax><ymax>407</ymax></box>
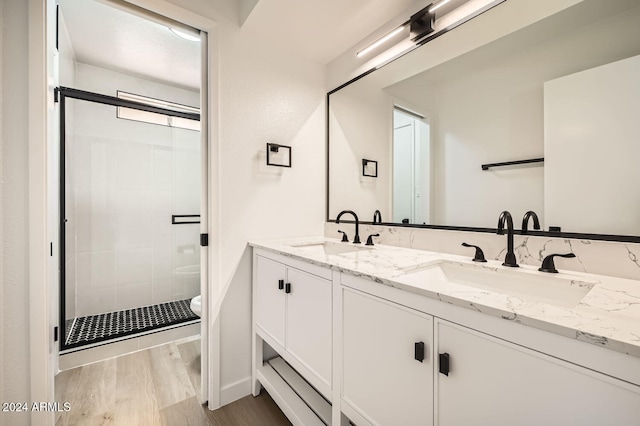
<box><xmin>220</xmin><ymin>376</ymin><xmax>252</xmax><ymax>406</ymax></box>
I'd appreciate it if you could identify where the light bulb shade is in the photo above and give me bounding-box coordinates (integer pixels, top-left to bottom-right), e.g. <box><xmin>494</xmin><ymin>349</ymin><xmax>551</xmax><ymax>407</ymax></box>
<box><xmin>409</xmin><ymin>5</ymin><xmax>435</xmax><ymax>42</ymax></box>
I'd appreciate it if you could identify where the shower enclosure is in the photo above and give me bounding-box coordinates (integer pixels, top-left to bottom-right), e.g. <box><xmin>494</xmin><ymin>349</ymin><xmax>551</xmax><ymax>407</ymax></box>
<box><xmin>59</xmin><ymin>87</ymin><xmax>202</xmax><ymax>351</ymax></box>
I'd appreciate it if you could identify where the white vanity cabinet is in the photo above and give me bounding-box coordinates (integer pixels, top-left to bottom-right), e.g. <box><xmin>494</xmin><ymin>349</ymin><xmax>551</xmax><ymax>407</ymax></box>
<box><xmin>254</xmin><ymin>253</ymin><xmax>333</xmax><ymax>394</ymax></box>
<box><xmin>252</xmin><ymin>244</ymin><xmax>640</xmax><ymax>426</ymax></box>
<box><xmin>435</xmin><ymin>319</ymin><xmax>640</xmax><ymax>426</ymax></box>
<box><xmin>341</xmin><ymin>287</ymin><xmax>434</xmax><ymax>426</ymax></box>
<box><xmin>339</xmin><ymin>273</ymin><xmax>640</xmax><ymax>426</ymax></box>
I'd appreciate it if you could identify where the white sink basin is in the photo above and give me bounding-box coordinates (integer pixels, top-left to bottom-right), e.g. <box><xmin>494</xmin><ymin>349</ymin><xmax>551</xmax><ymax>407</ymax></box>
<box><xmin>291</xmin><ymin>241</ymin><xmax>373</xmax><ymax>256</ymax></box>
<box><xmin>396</xmin><ymin>261</ymin><xmax>595</xmax><ymax>308</ymax></box>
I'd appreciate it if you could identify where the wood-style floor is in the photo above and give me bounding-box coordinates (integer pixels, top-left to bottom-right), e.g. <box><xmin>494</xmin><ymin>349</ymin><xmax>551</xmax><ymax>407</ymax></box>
<box><xmin>55</xmin><ymin>339</ymin><xmax>292</xmax><ymax>426</ymax></box>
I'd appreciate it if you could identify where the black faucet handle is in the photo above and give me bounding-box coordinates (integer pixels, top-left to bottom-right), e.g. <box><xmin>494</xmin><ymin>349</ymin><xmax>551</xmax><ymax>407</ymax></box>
<box><xmin>365</xmin><ymin>233</ymin><xmax>380</xmax><ymax>246</ymax></box>
<box><xmin>461</xmin><ymin>243</ymin><xmax>487</xmax><ymax>262</ymax></box>
<box><xmin>338</xmin><ymin>230</ymin><xmax>349</xmax><ymax>242</ymax></box>
<box><xmin>539</xmin><ymin>253</ymin><xmax>576</xmax><ymax>273</ymax></box>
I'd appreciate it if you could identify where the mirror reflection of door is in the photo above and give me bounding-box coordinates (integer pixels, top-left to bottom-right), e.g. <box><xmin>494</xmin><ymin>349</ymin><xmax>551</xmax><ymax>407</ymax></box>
<box><xmin>393</xmin><ymin>107</ymin><xmax>430</xmax><ymax>224</ymax></box>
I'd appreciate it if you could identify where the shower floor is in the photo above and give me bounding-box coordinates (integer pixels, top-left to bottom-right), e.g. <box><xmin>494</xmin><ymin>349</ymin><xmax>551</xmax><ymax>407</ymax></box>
<box><xmin>65</xmin><ymin>299</ymin><xmax>199</xmax><ymax>349</ymax></box>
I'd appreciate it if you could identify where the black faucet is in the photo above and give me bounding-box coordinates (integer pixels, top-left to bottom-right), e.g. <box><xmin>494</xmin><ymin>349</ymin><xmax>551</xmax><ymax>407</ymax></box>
<box><xmin>522</xmin><ymin>211</ymin><xmax>540</xmax><ymax>234</ymax></box>
<box><xmin>373</xmin><ymin>210</ymin><xmax>382</xmax><ymax>224</ymax></box>
<box><xmin>336</xmin><ymin>210</ymin><xmax>361</xmax><ymax>244</ymax></box>
<box><xmin>497</xmin><ymin>211</ymin><xmax>518</xmax><ymax>267</ymax></box>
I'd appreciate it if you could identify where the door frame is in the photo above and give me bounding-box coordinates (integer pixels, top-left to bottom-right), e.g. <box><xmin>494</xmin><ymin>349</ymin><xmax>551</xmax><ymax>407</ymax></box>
<box><xmin>30</xmin><ymin>1</ymin><xmax>221</xmax><ymax>423</ymax></box>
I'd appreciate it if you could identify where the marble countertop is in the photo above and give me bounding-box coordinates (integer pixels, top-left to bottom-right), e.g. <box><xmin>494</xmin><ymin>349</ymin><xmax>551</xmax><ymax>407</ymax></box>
<box><xmin>250</xmin><ymin>236</ymin><xmax>640</xmax><ymax>358</ymax></box>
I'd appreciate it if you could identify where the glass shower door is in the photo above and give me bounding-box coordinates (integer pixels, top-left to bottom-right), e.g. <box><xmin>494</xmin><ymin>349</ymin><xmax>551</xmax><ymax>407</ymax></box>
<box><xmin>60</xmin><ymin>89</ymin><xmax>201</xmax><ymax>350</ymax></box>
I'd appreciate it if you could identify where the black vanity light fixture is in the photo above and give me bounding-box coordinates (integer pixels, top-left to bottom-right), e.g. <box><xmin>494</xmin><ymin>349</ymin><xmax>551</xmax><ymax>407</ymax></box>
<box><xmin>266</xmin><ymin>143</ymin><xmax>292</xmax><ymax>167</ymax></box>
<box><xmin>409</xmin><ymin>5</ymin><xmax>436</xmax><ymax>42</ymax></box>
<box><xmin>355</xmin><ymin>0</ymin><xmax>503</xmax><ymax>59</ymax></box>
<box><xmin>356</xmin><ymin>0</ymin><xmax>452</xmax><ymax>58</ymax></box>
<box><xmin>362</xmin><ymin>159</ymin><xmax>378</xmax><ymax>177</ymax></box>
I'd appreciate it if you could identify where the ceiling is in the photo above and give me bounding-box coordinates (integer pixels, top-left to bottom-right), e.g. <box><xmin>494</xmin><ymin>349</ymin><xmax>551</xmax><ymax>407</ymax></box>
<box><xmin>59</xmin><ymin>0</ymin><xmax>201</xmax><ymax>90</ymax></box>
<box><xmin>241</xmin><ymin>0</ymin><xmax>421</xmax><ymax>64</ymax></box>
<box><xmin>59</xmin><ymin>0</ymin><xmax>422</xmax><ymax>90</ymax></box>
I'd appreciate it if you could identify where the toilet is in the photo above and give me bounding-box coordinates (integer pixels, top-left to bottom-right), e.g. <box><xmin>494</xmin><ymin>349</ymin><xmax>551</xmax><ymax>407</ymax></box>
<box><xmin>190</xmin><ymin>295</ymin><xmax>202</xmax><ymax>317</ymax></box>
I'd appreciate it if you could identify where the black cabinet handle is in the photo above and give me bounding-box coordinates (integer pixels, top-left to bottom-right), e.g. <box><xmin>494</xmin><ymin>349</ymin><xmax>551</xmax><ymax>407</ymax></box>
<box><xmin>439</xmin><ymin>353</ymin><xmax>450</xmax><ymax>376</ymax></box>
<box><xmin>285</xmin><ymin>283</ymin><xmax>291</xmax><ymax>294</ymax></box>
<box><xmin>414</xmin><ymin>341</ymin><xmax>425</xmax><ymax>363</ymax></box>
<box><xmin>278</xmin><ymin>279</ymin><xmax>284</xmax><ymax>290</ymax></box>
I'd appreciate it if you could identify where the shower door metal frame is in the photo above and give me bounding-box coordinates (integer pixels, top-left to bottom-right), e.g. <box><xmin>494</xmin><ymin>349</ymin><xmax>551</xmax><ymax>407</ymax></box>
<box><xmin>57</xmin><ymin>86</ymin><xmax>201</xmax><ymax>351</ymax></box>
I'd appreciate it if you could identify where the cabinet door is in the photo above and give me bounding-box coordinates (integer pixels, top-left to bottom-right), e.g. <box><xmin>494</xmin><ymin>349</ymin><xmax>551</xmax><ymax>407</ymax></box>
<box><xmin>286</xmin><ymin>267</ymin><xmax>332</xmax><ymax>389</ymax></box>
<box><xmin>342</xmin><ymin>288</ymin><xmax>433</xmax><ymax>426</ymax></box>
<box><xmin>255</xmin><ymin>255</ymin><xmax>286</xmax><ymax>347</ymax></box>
<box><xmin>435</xmin><ymin>320</ymin><xmax>640</xmax><ymax>426</ymax></box>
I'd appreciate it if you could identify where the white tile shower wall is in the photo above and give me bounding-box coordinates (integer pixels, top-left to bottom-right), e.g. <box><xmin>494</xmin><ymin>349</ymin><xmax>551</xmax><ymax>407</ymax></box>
<box><xmin>325</xmin><ymin>222</ymin><xmax>640</xmax><ymax>281</ymax></box>
<box><xmin>70</xmin><ymin>64</ymin><xmax>201</xmax><ymax>317</ymax></box>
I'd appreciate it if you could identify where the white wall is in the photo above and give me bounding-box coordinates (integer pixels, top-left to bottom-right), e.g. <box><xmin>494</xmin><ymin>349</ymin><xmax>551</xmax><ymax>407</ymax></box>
<box><xmin>1</xmin><ymin>0</ymin><xmax>31</xmax><ymax>424</ymax></box>
<box><xmin>544</xmin><ymin>54</ymin><xmax>640</xmax><ymax>235</ymax></box>
<box><xmin>215</xmin><ymin>22</ymin><xmax>326</xmax><ymax>401</ymax></box>
<box><xmin>67</xmin><ymin>63</ymin><xmax>201</xmax><ymax>318</ymax></box>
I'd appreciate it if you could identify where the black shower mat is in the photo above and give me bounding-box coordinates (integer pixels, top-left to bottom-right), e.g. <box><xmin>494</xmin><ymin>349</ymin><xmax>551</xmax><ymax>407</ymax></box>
<box><xmin>65</xmin><ymin>298</ymin><xmax>198</xmax><ymax>349</ymax></box>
